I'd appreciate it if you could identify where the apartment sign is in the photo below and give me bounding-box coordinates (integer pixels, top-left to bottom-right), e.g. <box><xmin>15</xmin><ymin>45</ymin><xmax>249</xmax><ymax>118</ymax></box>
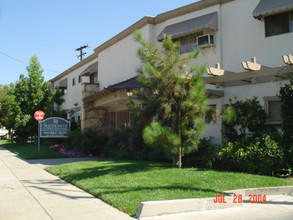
<box><xmin>40</xmin><ymin>117</ymin><xmax>70</xmax><ymax>138</ymax></box>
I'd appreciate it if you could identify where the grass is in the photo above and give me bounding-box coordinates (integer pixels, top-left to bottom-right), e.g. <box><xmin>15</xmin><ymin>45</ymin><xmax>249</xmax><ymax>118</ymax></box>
<box><xmin>46</xmin><ymin>159</ymin><xmax>293</xmax><ymax>216</ymax></box>
<box><xmin>0</xmin><ymin>140</ymin><xmax>67</xmax><ymax>159</ymax></box>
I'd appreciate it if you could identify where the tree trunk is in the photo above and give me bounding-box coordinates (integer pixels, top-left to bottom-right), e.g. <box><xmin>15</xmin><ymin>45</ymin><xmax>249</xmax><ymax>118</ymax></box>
<box><xmin>177</xmin><ymin>111</ymin><xmax>182</xmax><ymax>168</ymax></box>
<box><xmin>172</xmin><ymin>148</ymin><xmax>182</xmax><ymax>168</ymax></box>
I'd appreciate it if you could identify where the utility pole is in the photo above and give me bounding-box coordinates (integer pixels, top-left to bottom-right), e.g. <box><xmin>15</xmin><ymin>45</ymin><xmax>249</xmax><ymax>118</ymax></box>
<box><xmin>75</xmin><ymin>45</ymin><xmax>89</xmax><ymax>61</ymax></box>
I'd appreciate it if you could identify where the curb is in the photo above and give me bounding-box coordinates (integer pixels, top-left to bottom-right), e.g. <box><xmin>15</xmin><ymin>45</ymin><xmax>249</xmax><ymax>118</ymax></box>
<box><xmin>135</xmin><ymin>186</ymin><xmax>293</xmax><ymax>219</ymax></box>
<box><xmin>225</xmin><ymin>186</ymin><xmax>293</xmax><ymax>196</ymax></box>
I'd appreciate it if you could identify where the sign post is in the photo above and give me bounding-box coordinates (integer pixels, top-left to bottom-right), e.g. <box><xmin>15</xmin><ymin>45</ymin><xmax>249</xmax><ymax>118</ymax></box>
<box><xmin>34</xmin><ymin>110</ymin><xmax>45</xmax><ymax>152</ymax></box>
<box><xmin>34</xmin><ymin>111</ymin><xmax>70</xmax><ymax>153</ymax></box>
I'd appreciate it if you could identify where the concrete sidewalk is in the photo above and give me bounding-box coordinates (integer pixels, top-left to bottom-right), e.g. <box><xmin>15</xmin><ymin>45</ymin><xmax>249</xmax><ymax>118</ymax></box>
<box><xmin>0</xmin><ymin>147</ymin><xmax>134</xmax><ymax>220</ymax></box>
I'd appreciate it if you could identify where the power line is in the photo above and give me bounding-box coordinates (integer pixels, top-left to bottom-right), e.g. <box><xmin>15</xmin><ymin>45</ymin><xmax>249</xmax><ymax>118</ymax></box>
<box><xmin>0</xmin><ymin>51</ymin><xmax>60</xmax><ymax>73</ymax></box>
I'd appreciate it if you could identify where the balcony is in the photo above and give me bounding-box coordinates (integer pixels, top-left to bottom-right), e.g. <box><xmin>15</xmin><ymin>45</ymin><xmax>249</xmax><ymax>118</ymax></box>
<box><xmin>82</xmin><ymin>83</ymin><xmax>100</xmax><ymax>99</ymax></box>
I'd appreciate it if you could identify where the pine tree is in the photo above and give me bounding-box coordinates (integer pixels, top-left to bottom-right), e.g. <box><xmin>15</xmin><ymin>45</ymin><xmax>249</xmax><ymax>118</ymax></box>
<box><xmin>132</xmin><ymin>31</ymin><xmax>207</xmax><ymax>168</ymax></box>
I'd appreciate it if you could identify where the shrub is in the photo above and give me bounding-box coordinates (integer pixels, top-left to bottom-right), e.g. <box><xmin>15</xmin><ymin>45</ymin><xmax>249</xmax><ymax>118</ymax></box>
<box><xmin>67</xmin><ymin>128</ymin><xmax>108</xmax><ymax>155</ymax></box>
<box><xmin>219</xmin><ymin>136</ymin><xmax>284</xmax><ymax>175</ymax></box>
<box><xmin>221</xmin><ymin>97</ymin><xmax>270</xmax><ymax>142</ymax></box>
<box><xmin>279</xmin><ymin>76</ymin><xmax>293</xmax><ymax>169</ymax></box>
<box><xmin>183</xmin><ymin>137</ymin><xmax>219</xmax><ymax>169</ymax></box>
<box><xmin>106</xmin><ymin>126</ymin><xmax>169</xmax><ymax>162</ymax></box>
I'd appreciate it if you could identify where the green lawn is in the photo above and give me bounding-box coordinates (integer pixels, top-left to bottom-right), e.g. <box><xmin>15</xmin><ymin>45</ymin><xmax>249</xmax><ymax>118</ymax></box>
<box><xmin>46</xmin><ymin>159</ymin><xmax>293</xmax><ymax>216</ymax></box>
<box><xmin>0</xmin><ymin>140</ymin><xmax>67</xmax><ymax>159</ymax></box>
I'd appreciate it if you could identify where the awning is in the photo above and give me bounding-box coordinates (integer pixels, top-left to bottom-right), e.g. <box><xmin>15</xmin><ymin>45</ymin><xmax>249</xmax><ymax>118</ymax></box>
<box><xmin>58</xmin><ymin>78</ymin><xmax>68</xmax><ymax>89</ymax></box>
<box><xmin>157</xmin><ymin>12</ymin><xmax>218</xmax><ymax>41</ymax></box>
<box><xmin>253</xmin><ymin>0</ymin><xmax>293</xmax><ymax>20</ymax></box>
<box><xmin>80</xmin><ymin>62</ymin><xmax>98</xmax><ymax>76</ymax></box>
<box><xmin>107</xmin><ymin>76</ymin><xmax>142</xmax><ymax>91</ymax></box>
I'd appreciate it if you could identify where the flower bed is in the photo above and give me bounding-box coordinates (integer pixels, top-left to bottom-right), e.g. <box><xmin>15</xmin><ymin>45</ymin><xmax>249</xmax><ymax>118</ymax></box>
<box><xmin>50</xmin><ymin>145</ymin><xmax>87</xmax><ymax>157</ymax></box>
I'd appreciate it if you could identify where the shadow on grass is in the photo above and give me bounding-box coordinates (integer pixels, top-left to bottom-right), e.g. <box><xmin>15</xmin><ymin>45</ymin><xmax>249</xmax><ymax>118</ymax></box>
<box><xmin>47</xmin><ymin>160</ymin><xmax>225</xmax><ymax>196</ymax></box>
<box><xmin>49</xmin><ymin>160</ymin><xmax>170</xmax><ymax>180</ymax></box>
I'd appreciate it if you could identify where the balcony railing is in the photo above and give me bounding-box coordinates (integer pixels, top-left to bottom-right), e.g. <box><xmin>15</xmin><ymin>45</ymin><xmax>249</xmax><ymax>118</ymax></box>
<box><xmin>82</xmin><ymin>83</ymin><xmax>99</xmax><ymax>99</ymax></box>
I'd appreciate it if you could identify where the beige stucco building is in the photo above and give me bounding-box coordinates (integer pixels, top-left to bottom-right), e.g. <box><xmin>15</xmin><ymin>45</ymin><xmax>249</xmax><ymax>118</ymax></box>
<box><xmin>50</xmin><ymin>0</ymin><xmax>293</xmax><ymax>143</ymax></box>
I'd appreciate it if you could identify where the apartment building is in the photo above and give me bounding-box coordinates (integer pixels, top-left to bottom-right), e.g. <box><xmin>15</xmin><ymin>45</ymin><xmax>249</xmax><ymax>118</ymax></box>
<box><xmin>50</xmin><ymin>0</ymin><xmax>293</xmax><ymax>143</ymax></box>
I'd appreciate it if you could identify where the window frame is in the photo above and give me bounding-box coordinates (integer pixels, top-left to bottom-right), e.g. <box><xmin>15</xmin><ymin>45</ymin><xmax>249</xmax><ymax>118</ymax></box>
<box><xmin>174</xmin><ymin>32</ymin><xmax>203</xmax><ymax>54</ymax></box>
<box><xmin>264</xmin><ymin>10</ymin><xmax>293</xmax><ymax>37</ymax></box>
<box><xmin>263</xmin><ymin>96</ymin><xmax>282</xmax><ymax>124</ymax></box>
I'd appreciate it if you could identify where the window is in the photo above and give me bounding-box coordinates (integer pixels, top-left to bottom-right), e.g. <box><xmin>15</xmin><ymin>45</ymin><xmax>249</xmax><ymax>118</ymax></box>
<box><xmin>174</xmin><ymin>33</ymin><xmax>201</xmax><ymax>54</ymax></box>
<box><xmin>265</xmin><ymin>10</ymin><xmax>293</xmax><ymax>37</ymax></box>
<box><xmin>264</xmin><ymin>97</ymin><xmax>282</xmax><ymax>123</ymax></box>
<box><xmin>90</xmin><ymin>72</ymin><xmax>98</xmax><ymax>83</ymax></box>
<box><xmin>78</xmin><ymin>75</ymin><xmax>82</xmax><ymax>83</ymax></box>
<box><xmin>205</xmin><ymin>104</ymin><xmax>217</xmax><ymax>124</ymax></box>
<box><xmin>72</xmin><ymin>77</ymin><xmax>76</xmax><ymax>86</ymax></box>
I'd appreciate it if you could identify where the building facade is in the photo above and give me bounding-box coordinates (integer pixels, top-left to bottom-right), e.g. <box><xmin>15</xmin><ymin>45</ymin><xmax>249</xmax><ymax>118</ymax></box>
<box><xmin>50</xmin><ymin>0</ymin><xmax>293</xmax><ymax>143</ymax></box>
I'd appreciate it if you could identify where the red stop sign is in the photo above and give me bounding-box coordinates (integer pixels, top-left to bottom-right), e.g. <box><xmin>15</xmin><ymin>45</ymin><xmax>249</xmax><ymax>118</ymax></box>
<box><xmin>34</xmin><ymin>110</ymin><xmax>45</xmax><ymax>121</ymax></box>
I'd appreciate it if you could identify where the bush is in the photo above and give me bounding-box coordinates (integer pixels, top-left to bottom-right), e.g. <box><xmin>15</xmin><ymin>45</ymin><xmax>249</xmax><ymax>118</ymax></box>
<box><xmin>221</xmin><ymin>97</ymin><xmax>270</xmax><ymax>142</ymax></box>
<box><xmin>183</xmin><ymin>137</ymin><xmax>219</xmax><ymax>169</ymax></box>
<box><xmin>106</xmin><ymin>126</ymin><xmax>169</xmax><ymax>162</ymax></box>
<box><xmin>219</xmin><ymin>136</ymin><xmax>284</xmax><ymax>176</ymax></box>
<box><xmin>67</xmin><ymin>128</ymin><xmax>108</xmax><ymax>155</ymax></box>
<box><xmin>279</xmin><ymin>76</ymin><xmax>293</xmax><ymax>169</ymax></box>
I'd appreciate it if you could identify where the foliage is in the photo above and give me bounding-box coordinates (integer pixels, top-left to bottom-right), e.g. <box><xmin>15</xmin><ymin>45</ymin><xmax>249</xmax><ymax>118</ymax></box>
<box><xmin>0</xmin><ymin>85</ymin><xmax>11</xmax><ymax>127</ymax></box>
<box><xmin>3</xmin><ymin>56</ymin><xmax>54</xmax><ymax>143</ymax></box>
<box><xmin>221</xmin><ymin>97</ymin><xmax>270</xmax><ymax>142</ymax></box>
<box><xmin>46</xmin><ymin>159</ymin><xmax>293</xmax><ymax>216</ymax></box>
<box><xmin>143</xmin><ymin>121</ymin><xmax>180</xmax><ymax>156</ymax></box>
<box><xmin>279</xmin><ymin>75</ymin><xmax>293</xmax><ymax>168</ymax></box>
<box><xmin>131</xmin><ymin>31</ymin><xmax>207</xmax><ymax>168</ymax></box>
<box><xmin>67</xmin><ymin>128</ymin><xmax>108</xmax><ymax>155</ymax></box>
<box><xmin>183</xmin><ymin>137</ymin><xmax>219</xmax><ymax>169</ymax></box>
<box><xmin>106</xmin><ymin>126</ymin><xmax>168</xmax><ymax>162</ymax></box>
<box><xmin>219</xmin><ymin>136</ymin><xmax>284</xmax><ymax>175</ymax></box>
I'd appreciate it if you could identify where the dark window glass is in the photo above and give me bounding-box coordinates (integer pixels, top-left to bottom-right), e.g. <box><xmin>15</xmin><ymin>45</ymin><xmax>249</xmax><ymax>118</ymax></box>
<box><xmin>90</xmin><ymin>72</ymin><xmax>97</xmax><ymax>83</ymax></box>
<box><xmin>268</xmin><ymin>100</ymin><xmax>282</xmax><ymax>123</ymax></box>
<box><xmin>174</xmin><ymin>34</ymin><xmax>197</xmax><ymax>54</ymax></box>
<box><xmin>265</xmin><ymin>11</ymin><xmax>290</xmax><ymax>37</ymax></box>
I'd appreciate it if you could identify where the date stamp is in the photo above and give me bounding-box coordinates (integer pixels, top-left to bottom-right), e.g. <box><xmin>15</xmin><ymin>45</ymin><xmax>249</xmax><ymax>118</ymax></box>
<box><xmin>213</xmin><ymin>194</ymin><xmax>267</xmax><ymax>203</ymax></box>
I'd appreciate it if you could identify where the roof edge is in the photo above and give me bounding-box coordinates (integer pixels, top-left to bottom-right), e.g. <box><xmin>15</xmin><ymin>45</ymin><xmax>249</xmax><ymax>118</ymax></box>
<box><xmin>51</xmin><ymin>0</ymin><xmax>234</xmax><ymax>83</ymax></box>
<box><xmin>50</xmin><ymin>52</ymin><xmax>98</xmax><ymax>83</ymax></box>
<box><xmin>94</xmin><ymin>0</ymin><xmax>234</xmax><ymax>54</ymax></box>
<box><xmin>94</xmin><ymin>16</ymin><xmax>155</xmax><ymax>54</ymax></box>
<box><xmin>153</xmin><ymin>0</ymin><xmax>234</xmax><ymax>23</ymax></box>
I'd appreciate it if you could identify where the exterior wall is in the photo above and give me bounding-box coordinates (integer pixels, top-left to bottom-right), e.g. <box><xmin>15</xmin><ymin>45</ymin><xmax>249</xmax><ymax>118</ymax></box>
<box><xmin>98</xmin><ymin>25</ymin><xmax>153</xmax><ymax>89</ymax></box>
<box><xmin>222</xmin><ymin>80</ymin><xmax>289</xmax><ymax>106</ymax></box>
<box><xmin>50</xmin><ymin>0</ymin><xmax>292</xmax><ymax>143</ymax></box>
<box><xmin>153</xmin><ymin>4</ymin><xmax>222</xmax><ymax>68</ymax></box>
<box><xmin>53</xmin><ymin>58</ymin><xmax>98</xmax><ymax>122</ymax></box>
<box><xmin>221</xmin><ymin>0</ymin><xmax>293</xmax><ymax>71</ymax></box>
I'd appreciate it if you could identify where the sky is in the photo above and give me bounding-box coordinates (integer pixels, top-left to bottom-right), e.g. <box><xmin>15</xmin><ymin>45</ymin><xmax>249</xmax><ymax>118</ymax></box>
<box><xmin>0</xmin><ymin>0</ymin><xmax>198</xmax><ymax>85</ymax></box>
